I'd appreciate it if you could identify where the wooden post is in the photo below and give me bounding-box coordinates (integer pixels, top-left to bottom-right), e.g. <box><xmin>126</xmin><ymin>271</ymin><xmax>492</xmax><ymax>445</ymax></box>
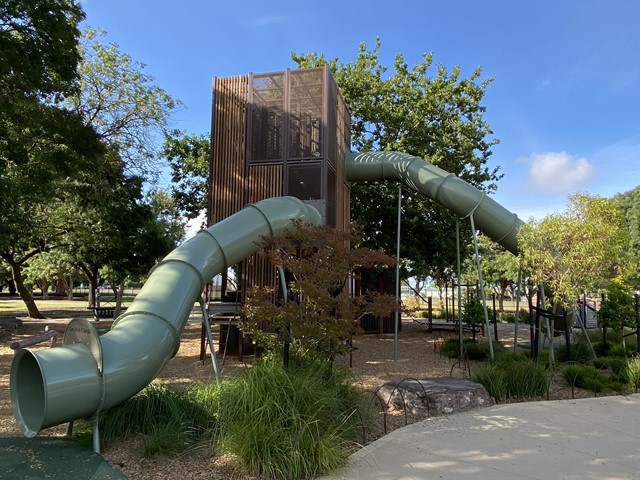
<box><xmin>10</xmin><ymin>330</ymin><xmax>58</xmax><ymax>350</ymax></box>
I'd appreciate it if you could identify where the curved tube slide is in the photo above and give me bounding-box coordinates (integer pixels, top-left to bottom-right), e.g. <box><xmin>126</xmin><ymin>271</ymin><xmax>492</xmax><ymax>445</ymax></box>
<box><xmin>10</xmin><ymin>150</ymin><xmax>523</xmax><ymax>438</ymax></box>
<box><xmin>10</xmin><ymin>197</ymin><xmax>321</xmax><ymax>437</ymax></box>
<box><xmin>345</xmin><ymin>151</ymin><xmax>523</xmax><ymax>254</ymax></box>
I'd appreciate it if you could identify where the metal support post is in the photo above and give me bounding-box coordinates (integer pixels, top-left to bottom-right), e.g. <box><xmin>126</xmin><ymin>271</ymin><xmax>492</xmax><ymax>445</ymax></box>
<box><xmin>394</xmin><ymin>185</ymin><xmax>401</xmax><ymax>362</ymax></box>
<box><xmin>199</xmin><ymin>297</ymin><xmax>220</xmax><ymax>382</ymax></box>
<box><xmin>469</xmin><ymin>213</ymin><xmax>494</xmax><ymax>359</ymax></box>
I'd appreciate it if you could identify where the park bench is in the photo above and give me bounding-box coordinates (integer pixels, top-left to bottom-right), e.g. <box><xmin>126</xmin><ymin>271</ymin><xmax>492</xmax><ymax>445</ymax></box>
<box><xmin>87</xmin><ymin>306</ymin><xmax>127</xmax><ymax>321</ymax></box>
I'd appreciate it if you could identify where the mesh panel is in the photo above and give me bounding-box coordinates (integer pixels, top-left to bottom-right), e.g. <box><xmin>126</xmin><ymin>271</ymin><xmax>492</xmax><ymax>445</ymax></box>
<box><xmin>288</xmin><ymin>69</ymin><xmax>323</xmax><ymax>159</ymax></box>
<box><xmin>249</xmin><ymin>73</ymin><xmax>284</xmax><ymax>161</ymax></box>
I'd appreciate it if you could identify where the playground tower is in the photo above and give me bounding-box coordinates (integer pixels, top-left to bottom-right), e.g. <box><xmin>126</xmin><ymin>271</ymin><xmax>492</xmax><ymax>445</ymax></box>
<box><xmin>208</xmin><ymin>66</ymin><xmax>351</xmax><ymax>299</ymax></box>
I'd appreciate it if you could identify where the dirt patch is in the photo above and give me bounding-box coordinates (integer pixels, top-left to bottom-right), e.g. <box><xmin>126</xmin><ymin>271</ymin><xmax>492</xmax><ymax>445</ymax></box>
<box><xmin>0</xmin><ymin>311</ymin><xmax>617</xmax><ymax>479</ymax></box>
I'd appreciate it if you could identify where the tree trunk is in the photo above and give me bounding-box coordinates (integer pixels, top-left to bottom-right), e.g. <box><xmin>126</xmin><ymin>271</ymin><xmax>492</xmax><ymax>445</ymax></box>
<box><xmin>66</xmin><ymin>276</ymin><xmax>75</xmax><ymax>300</ymax></box>
<box><xmin>79</xmin><ymin>264</ymin><xmax>100</xmax><ymax>308</ymax></box>
<box><xmin>111</xmin><ymin>280</ymin><xmax>126</xmax><ymax>318</ymax></box>
<box><xmin>8</xmin><ymin>279</ymin><xmax>17</xmax><ymax>296</ymax></box>
<box><xmin>9</xmin><ymin>262</ymin><xmax>44</xmax><ymax>318</ymax></box>
<box><xmin>41</xmin><ymin>280</ymin><xmax>50</xmax><ymax>299</ymax></box>
<box><xmin>55</xmin><ymin>278</ymin><xmax>66</xmax><ymax>295</ymax></box>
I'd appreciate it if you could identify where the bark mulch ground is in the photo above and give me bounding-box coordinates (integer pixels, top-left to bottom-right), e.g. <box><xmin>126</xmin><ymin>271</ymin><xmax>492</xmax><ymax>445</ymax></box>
<box><xmin>0</xmin><ymin>309</ymin><xmax>614</xmax><ymax>479</ymax></box>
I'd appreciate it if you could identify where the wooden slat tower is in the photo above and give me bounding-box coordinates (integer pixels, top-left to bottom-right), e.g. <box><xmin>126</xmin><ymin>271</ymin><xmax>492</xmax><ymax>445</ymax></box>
<box><xmin>208</xmin><ymin>66</ymin><xmax>351</xmax><ymax>306</ymax></box>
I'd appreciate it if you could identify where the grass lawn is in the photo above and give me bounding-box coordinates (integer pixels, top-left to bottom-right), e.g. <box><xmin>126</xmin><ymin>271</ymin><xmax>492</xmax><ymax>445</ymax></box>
<box><xmin>0</xmin><ymin>295</ymin><xmax>136</xmax><ymax>317</ymax></box>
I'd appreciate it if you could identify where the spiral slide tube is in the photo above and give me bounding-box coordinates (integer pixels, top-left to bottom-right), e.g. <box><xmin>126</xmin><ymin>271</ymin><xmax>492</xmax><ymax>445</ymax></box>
<box><xmin>345</xmin><ymin>151</ymin><xmax>523</xmax><ymax>254</ymax></box>
<box><xmin>10</xmin><ymin>197</ymin><xmax>321</xmax><ymax>438</ymax></box>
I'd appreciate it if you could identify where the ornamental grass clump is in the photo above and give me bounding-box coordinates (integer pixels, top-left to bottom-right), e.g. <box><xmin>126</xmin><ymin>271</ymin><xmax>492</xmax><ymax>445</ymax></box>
<box><xmin>472</xmin><ymin>353</ymin><xmax>549</xmax><ymax>402</ymax></box>
<box><xmin>440</xmin><ymin>338</ymin><xmax>492</xmax><ymax>361</ymax></box>
<box><xmin>561</xmin><ymin>364</ymin><xmax>613</xmax><ymax>395</ymax></box>
<box><xmin>216</xmin><ymin>354</ymin><xmax>370</xmax><ymax>480</ymax></box>
<box><xmin>624</xmin><ymin>357</ymin><xmax>640</xmax><ymax>392</ymax></box>
<box><xmin>99</xmin><ymin>382</ymin><xmax>217</xmax><ymax>457</ymax></box>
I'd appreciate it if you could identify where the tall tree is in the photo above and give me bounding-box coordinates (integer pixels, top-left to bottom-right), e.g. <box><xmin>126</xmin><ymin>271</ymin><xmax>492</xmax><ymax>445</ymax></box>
<box><xmin>613</xmin><ymin>185</ymin><xmax>640</xmax><ymax>289</ymax></box>
<box><xmin>0</xmin><ymin>0</ymin><xmax>104</xmax><ymax>317</ymax></box>
<box><xmin>517</xmin><ymin>193</ymin><xmax>629</xmax><ymax>309</ymax></box>
<box><xmin>292</xmin><ymin>38</ymin><xmax>501</xmax><ymax>284</ymax></box>
<box><xmin>66</xmin><ymin>27</ymin><xmax>182</xmax><ymax>181</ymax></box>
<box><xmin>61</xmin><ymin>165</ymin><xmax>179</xmax><ymax>310</ymax></box>
<box><xmin>55</xmin><ymin>27</ymin><xmax>183</xmax><ymax>307</ymax></box>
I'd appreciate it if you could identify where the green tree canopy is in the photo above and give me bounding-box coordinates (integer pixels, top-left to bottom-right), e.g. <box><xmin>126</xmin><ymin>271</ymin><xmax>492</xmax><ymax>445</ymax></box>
<box><xmin>62</xmin><ymin>165</ymin><xmax>180</xmax><ymax>309</ymax></box>
<box><xmin>0</xmin><ymin>0</ymin><xmax>92</xmax><ymax>168</ymax></box>
<box><xmin>599</xmin><ymin>280</ymin><xmax>636</xmax><ymax>332</ymax></box>
<box><xmin>292</xmin><ymin>38</ymin><xmax>501</xmax><ymax>284</ymax></box>
<box><xmin>0</xmin><ymin>0</ymin><xmax>106</xmax><ymax>317</ymax></box>
<box><xmin>466</xmin><ymin>234</ymin><xmax>519</xmax><ymax>312</ymax></box>
<box><xmin>0</xmin><ymin>0</ymin><xmax>83</xmax><ymax>98</ymax></box>
<box><xmin>163</xmin><ymin>129</ymin><xmax>210</xmax><ymax>220</ymax></box>
<box><xmin>613</xmin><ymin>185</ymin><xmax>640</xmax><ymax>289</ymax></box>
<box><xmin>516</xmin><ymin>193</ymin><xmax>629</xmax><ymax>309</ymax></box>
<box><xmin>65</xmin><ymin>28</ymin><xmax>182</xmax><ymax>181</ymax></box>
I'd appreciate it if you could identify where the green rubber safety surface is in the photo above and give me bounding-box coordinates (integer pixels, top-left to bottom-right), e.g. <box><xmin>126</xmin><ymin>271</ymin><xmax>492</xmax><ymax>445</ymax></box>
<box><xmin>0</xmin><ymin>436</ymin><xmax>126</xmax><ymax>479</ymax></box>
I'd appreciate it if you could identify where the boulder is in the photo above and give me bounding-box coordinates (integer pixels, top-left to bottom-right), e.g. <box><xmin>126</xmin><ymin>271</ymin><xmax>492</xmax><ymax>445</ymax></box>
<box><xmin>377</xmin><ymin>377</ymin><xmax>493</xmax><ymax>417</ymax></box>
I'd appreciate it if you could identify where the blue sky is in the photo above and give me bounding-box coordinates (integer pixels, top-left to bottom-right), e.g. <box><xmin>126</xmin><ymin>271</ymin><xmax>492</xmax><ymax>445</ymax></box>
<box><xmin>80</xmin><ymin>0</ymin><xmax>640</xmax><ymax>221</ymax></box>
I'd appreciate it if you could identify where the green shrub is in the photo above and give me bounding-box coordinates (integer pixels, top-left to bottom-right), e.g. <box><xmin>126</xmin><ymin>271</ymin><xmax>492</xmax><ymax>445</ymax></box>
<box><xmin>561</xmin><ymin>364</ymin><xmax>613</xmax><ymax>393</ymax></box>
<box><xmin>462</xmin><ymin>298</ymin><xmax>485</xmax><ymax>327</ymax></box>
<box><xmin>607</xmin><ymin>344</ymin><xmax>630</xmax><ymax>358</ymax></box>
<box><xmin>216</xmin><ymin>355</ymin><xmax>369</xmax><ymax>479</ymax></box>
<box><xmin>473</xmin><ymin>364</ymin><xmax>508</xmax><ymax>401</ymax></box>
<box><xmin>99</xmin><ymin>382</ymin><xmax>216</xmax><ymax>457</ymax></box>
<box><xmin>498</xmin><ymin>312</ymin><xmax>516</xmax><ymax>323</ymax></box>
<box><xmin>440</xmin><ymin>338</ymin><xmax>491</xmax><ymax>360</ymax></box>
<box><xmin>592</xmin><ymin>356</ymin><xmax>628</xmax><ymax>381</ymax></box>
<box><xmin>555</xmin><ymin>342</ymin><xmax>595</xmax><ymax>364</ymax></box>
<box><xmin>472</xmin><ymin>353</ymin><xmax>549</xmax><ymax>402</ymax></box>
<box><xmin>624</xmin><ymin>357</ymin><xmax>640</xmax><ymax>392</ymax></box>
<box><xmin>440</xmin><ymin>338</ymin><xmax>464</xmax><ymax>358</ymax></box>
<box><xmin>464</xmin><ymin>341</ymin><xmax>490</xmax><ymax>361</ymax></box>
<box><xmin>497</xmin><ymin>308</ymin><xmax>530</xmax><ymax>324</ymax></box>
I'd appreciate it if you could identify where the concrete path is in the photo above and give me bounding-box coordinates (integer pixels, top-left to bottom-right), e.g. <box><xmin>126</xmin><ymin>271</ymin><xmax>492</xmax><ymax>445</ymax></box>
<box><xmin>320</xmin><ymin>394</ymin><xmax>640</xmax><ymax>480</ymax></box>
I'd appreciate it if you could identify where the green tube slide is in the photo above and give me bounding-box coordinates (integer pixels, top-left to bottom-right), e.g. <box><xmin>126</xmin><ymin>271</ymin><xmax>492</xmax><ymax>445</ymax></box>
<box><xmin>345</xmin><ymin>151</ymin><xmax>523</xmax><ymax>254</ymax></box>
<box><xmin>10</xmin><ymin>196</ymin><xmax>321</xmax><ymax>437</ymax></box>
<box><xmin>10</xmin><ymin>151</ymin><xmax>524</xmax><ymax>439</ymax></box>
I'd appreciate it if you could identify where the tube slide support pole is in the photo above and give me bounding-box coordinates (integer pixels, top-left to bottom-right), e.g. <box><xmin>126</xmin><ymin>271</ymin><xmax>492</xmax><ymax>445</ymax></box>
<box><xmin>636</xmin><ymin>293</ymin><xmax>639</xmax><ymax>355</ymax></box>
<box><xmin>199</xmin><ymin>297</ymin><xmax>220</xmax><ymax>382</ymax></box>
<box><xmin>470</xmin><ymin>213</ymin><xmax>494</xmax><ymax>360</ymax></box>
<box><xmin>394</xmin><ymin>185</ymin><xmax>401</xmax><ymax>362</ymax></box>
<box><xmin>514</xmin><ymin>269</ymin><xmax>522</xmax><ymax>351</ymax></box>
<box><xmin>92</xmin><ymin>413</ymin><xmax>100</xmax><ymax>454</ymax></box>
<box><xmin>456</xmin><ymin>218</ymin><xmax>463</xmax><ymax>356</ymax></box>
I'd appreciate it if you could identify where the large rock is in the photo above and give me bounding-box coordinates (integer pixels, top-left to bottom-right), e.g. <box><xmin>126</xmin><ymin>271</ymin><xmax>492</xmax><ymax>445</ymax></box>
<box><xmin>377</xmin><ymin>377</ymin><xmax>493</xmax><ymax>417</ymax></box>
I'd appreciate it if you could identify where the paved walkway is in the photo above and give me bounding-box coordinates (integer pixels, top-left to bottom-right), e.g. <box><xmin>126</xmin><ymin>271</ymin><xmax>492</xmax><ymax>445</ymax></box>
<box><xmin>320</xmin><ymin>394</ymin><xmax>640</xmax><ymax>479</ymax></box>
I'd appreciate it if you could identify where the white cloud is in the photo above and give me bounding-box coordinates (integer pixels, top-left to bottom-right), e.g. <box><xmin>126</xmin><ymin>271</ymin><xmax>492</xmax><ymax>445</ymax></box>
<box><xmin>526</xmin><ymin>151</ymin><xmax>594</xmax><ymax>193</ymax></box>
